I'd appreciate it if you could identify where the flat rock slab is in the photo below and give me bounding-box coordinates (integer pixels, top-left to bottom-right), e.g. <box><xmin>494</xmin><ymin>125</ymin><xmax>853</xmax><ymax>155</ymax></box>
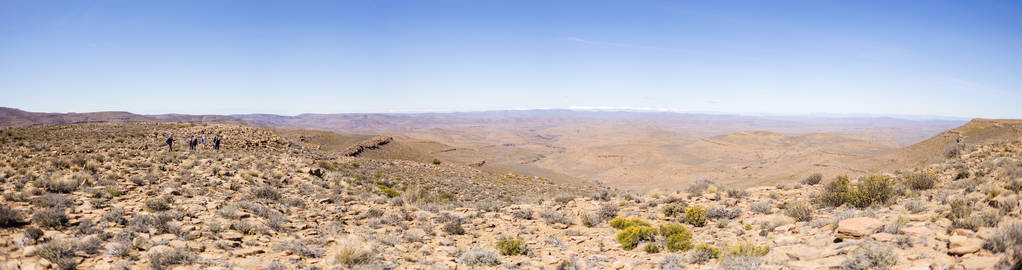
<box><xmin>836</xmin><ymin>217</ymin><xmax>884</xmax><ymax>239</ymax></box>
<box><xmin>948</xmin><ymin>235</ymin><xmax>983</xmax><ymax>255</ymax></box>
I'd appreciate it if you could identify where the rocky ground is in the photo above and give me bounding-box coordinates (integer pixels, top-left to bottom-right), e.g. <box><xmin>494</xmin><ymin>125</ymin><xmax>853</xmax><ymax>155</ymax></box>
<box><xmin>0</xmin><ymin>123</ymin><xmax>1021</xmax><ymax>270</ymax></box>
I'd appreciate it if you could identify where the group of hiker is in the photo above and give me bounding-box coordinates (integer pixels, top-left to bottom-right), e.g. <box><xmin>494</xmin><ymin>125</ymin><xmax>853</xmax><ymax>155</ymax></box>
<box><xmin>164</xmin><ymin>133</ymin><xmax>221</xmax><ymax>152</ymax></box>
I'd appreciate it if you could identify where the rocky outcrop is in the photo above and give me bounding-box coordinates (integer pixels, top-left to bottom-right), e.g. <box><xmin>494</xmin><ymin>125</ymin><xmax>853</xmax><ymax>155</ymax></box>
<box><xmin>342</xmin><ymin>136</ymin><xmax>393</xmax><ymax>156</ymax></box>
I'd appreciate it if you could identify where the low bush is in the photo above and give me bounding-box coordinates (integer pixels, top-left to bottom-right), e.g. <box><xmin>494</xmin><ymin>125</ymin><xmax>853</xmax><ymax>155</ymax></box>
<box><xmin>903</xmin><ymin>199</ymin><xmax>926</xmax><ymax>214</ymax></box>
<box><xmin>250</xmin><ymin>185</ymin><xmax>281</xmax><ymax>201</ymax></box>
<box><xmin>379</xmin><ymin>187</ymin><xmax>400</xmax><ymax>198</ymax></box>
<box><xmin>442</xmin><ymin>221</ymin><xmax>465</xmax><ymax>235</ymax></box>
<box><xmin>818</xmin><ymin>175</ymin><xmax>895</xmax><ymax>208</ymax></box>
<box><xmin>317</xmin><ymin>160</ymin><xmax>338</xmax><ymax>171</ymax></box>
<box><xmin>616</xmin><ymin>225</ymin><xmax>655</xmax><ymax>250</ymax></box>
<box><xmin>0</xmin><ymin>204</ymin><xmax>23</xmax><ymax>227</ymax></box>
<box><xmin>149</xmin><ymin>247</ymin><xmax>193</xmax><ymax>270</ymax></box>
<box><xmin>32</xmin><ymin>207</ymin><xmax>68</xmax><ymax>229</ymax></box>
<box><xmin>144</xmin><ymin>196</ymin><xmax>173</xmax><ymax>212</ymax></box>
<box><xmin>848</xmin><ymin>175</ymin><xmax>896</xmax><ymax>208</ymax></box>
<box><xmin>659</xmin><ymin>254</ymin><xmax>684</xmax><ymax>270</ymax></box>
<box><xmin>511</xmin><ymin>209</ymin><xmax>533</xmax><ymax>220</ymax></box>
<box><xmin>595</xmin><ymin>204</ymin><xmax>619</xmax><ymax>221</ymax></box>
<box><xmin>277</xmin><ymin>239</ymin><xmax>325</xmax><ymax>258</ymax></box>
<box><xmin>686</xmin><ymin>178</ymin><xmax>716</xmax><ymax>195</ymax></box>
<box><xmin>985</xmin><ymin>222</ymin><xmax>1022</xmax><ymax>253</ymax></box>
<box><xmin>610</xmin><ymin>217</ymin><xmax>650</xmax><ymax>230</ymax></box>
<box><xmin>726</xmin><ymin>188</ymin><xmax>749</xmax><ymax>199</ymax></box>
<box><xmin>39</xmin><ymin>176</ymin><xmax>80</xmax><ymax>194</ymax></box>
<box><xmin>327</xmin><ymin>236</ymin><xmax>373</xmax><ymax>267</ymax></box>
<box><xmin>664</xmin><ymin>232</ymin><xmax>692</xmax><ymax>252</ymax></box>
<box><xmin>720</xmin><ymin>255</ymin><xmax>763</xmax><ymax>270</ymax></box>
<box><xmin>76</xmin><ymin>235</ymin><xmax>103</xmax><ymax>254</ymax></box>
<box><xmin>801</xmin><ymin>173</ymin><xmax>823</xmax><ymax>185</ymax></box>
<box><xmin>540</xmin><ymin>210</ymin><xmax>573</xmax><ymax>225</ymax></box>
<box><xmin>1006</xmin><ymin>179</ymin><xmax>1022</xmax><ymax>193</ymax></box>
<box><xmin>903</xmin><ymin>172</ymin><xmax>937</xmax><ymax>190</ymax></box>
<box><xmin>685</xmin><ymin>206</ymin><xmax>706</xmax><ymax>227</ymax></box>
<box><xmin>749</xmin><ymin>201</ymin><xmax>773</xmax><ymax>214</ymax></box>
<box><xmin>841</xmin><ymin>241</ymin><xmax>897</xmax><ymax>270</ymax></box>
<box><xmin>460</xmin><ymin>247</ymin><xmax>500</xmax><ymax>266</ymax></box>
<box><xmin>707</xmin><ymin>205</ymin><xmax>741</xmax><ymax>220</ymax></box>
<box><xmin>659</xmin><ymin>222</ymin><xmax>693</xmax><ymax>251</ymax></box>
<box><xmin>644</xmin><ymin>243</ymin><xmax>660</xmax><ymax>253</ymax></box>
<box><xmin>720</xmin><ymin>242</ymin><xmax>770</xmax><ymax>270</ymax></box>
<box><xmin>724</xmin><ymin>242</ymin><xmax>770</xmax><ymax>257</ymax></box>
<box><xmin>495</xmin><ymin>237</ymin><xmax>528</xmax><ymax>256</ymax></box>
<box><xmin>785</xmin><ymin>202</ymin><xmax>813</xmax><ymax>222</ymax></box>
<box><xmin>36</xmin><ymin>239</ymin><xmax>78</xmax><ymax>270</ymax></box>
<box><xmin>583</xmin><ymin>204</ymin><xmax>619</xmax><ymax>227</ymax></box>
<box><xmin>662</xmin><ymin>203</ymin><xmax>686</xmax><ymax>217</ymax></box>
<box><xmin>690</xmin><ymin>244</ymin><xmax>721</xmax><ymax>264</ymax></box>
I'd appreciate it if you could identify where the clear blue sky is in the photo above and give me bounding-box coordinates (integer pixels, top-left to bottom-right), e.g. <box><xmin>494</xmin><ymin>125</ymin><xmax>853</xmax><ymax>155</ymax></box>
<box><xmin>1</xmin><ymin>1</ymin><xmax>1020</xmax><ymax>118</ymax></box>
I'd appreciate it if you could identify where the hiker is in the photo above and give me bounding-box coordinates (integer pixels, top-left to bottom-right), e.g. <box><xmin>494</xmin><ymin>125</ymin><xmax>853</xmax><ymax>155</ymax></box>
<box><xmin>189</xmin><ymin>134</ymin><xmax>197</xmax><ymax>151</ymax></box>
<box><xmin>165</xmin><ymin>134</ymin><xmax>175</xmax><ymax>152</ymax></box>
<box><xmin>213</xmin><ymin>134</ymin><xmax>221</xmax><ymax>150</ymax></box>
<box><xmin>201</xmin><ymin>136</ymin><xmax>207</xmax><ymax>147</ymax></box>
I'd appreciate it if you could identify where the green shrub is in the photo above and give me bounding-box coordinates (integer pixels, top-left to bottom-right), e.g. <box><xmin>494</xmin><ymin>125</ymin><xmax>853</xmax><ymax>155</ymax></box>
<box><xmin>660</xmin><ymin>222</ymin><xmax>693</xmax><ymax>251</ymax></box>
<box><xmin>693</xmin><ymin>244</ymin><xmax>721</xmax><ymax>260</ymax></box>
<box><xmin>610</xmin><ymin>217</ymin><xmax>650</xmax><ymax>230</ymax></box>
<box><xmin>724</xmin><ymin>242</ymin><xmax>770</xmax><ymax>257</ymax></box>
<box><xmin>720</xmin><ymin>242</ymin><xmax>770</xmax><ymax>270</ymax></box>
<box><xmin>818</xmin><ymin>175</ymin><xmax>895</xmax><ymax>208</ymax></box>
<box><xmin>658</xmin><ymin>222</ymin><xmax>688</xmax><ymax>236</ymax></box>
<box><xmin>662</xmin><ymin>203</ymin><xmax>686</xmax><ymax>217</ymax></box>
<box><xmin>685</xmin><ymin>206</ymin><xmax>707</xmax><ymax>227</ymax></box>
<box><xmin>616</xmin><ymin>225</ymin><xmax>655</xmax><ymax>250</ymax></box>
<box><xmin>644</xmin><ymin>243</ymin><xmax>660</xmax><ymax>253</ymax></box>
<box><xmin>847</xmin><ymin>175</ymin><xmax>895</xmax><ymax>208</ymax></box>
<box><xmin>380</xmin><ymin>188</ymin><xmax>400</xmax><ymax>198</ymax></box>
<box><xmin>819</xmin><ymin>175</ymin><xmax>852</xmax><ymax>207</ymax></box>
<box><xmin>317</xmin><ymin>160</ymin><xmax>338</xmax><ymax>171</ymax></box>
<box><xmin>495</xmin><ymin>237</ymin><xmax>528</xmax><ymax>256</ymax></box>
<box><xmin>665</xmin><ymin>233</ymin><xmax>693</xmax><ymax>252</ymax></box>
<box><xmin>903</xmin><ymin>172</ymin><xmax>937</xmax><ymax>190</ymax></box>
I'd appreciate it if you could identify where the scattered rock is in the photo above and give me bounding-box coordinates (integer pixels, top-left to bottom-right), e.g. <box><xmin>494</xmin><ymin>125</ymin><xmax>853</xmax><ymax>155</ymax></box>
<box><xmin>836</xmin><ymin>217</ymin><xmax>884</xmax><ymax>239</ymax></box>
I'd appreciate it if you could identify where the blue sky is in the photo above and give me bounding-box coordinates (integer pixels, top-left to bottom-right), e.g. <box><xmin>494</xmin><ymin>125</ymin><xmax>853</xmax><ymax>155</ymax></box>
<box><xmin>1</xmin><ymin>0</ymin><xmax>1020</xmax><ymax>118</ymax></box>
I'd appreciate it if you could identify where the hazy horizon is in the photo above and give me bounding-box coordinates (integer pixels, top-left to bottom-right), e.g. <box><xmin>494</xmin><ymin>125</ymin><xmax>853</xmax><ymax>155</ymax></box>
<box><xmin>2</xmin><ymin>1</ymin><xmax>1021</xmax><ymax>118</ymax></box>
<box><xmin>1</xmin><ymin>105</ymin><xmax>977</xmax><ymax>122</ymax></box>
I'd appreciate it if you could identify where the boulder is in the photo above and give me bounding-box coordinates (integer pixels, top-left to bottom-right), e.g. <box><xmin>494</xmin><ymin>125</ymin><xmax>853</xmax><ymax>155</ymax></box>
<box><xmin>948</xmin><ymin>235</ymin><xmax>983</xmax><ymax>255</ymax></box>
<box><xmin>960</xmin><ymin>255</ymin><xmax>999</xmax><ymax>270</ymax></box>
<box><xmin>900</xmin><ymin>226</ymin><xmax>932</xmax><ymax>237</ymax></box>
<box><xmin>872</xmin><ymin>232</ymin><xmax>898</xmax><ymax>242</ymax></box>
<box><xmin>836</xmin><ymin>217</ymin><xmax>884</xmax><ymax>239</ymax></box>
